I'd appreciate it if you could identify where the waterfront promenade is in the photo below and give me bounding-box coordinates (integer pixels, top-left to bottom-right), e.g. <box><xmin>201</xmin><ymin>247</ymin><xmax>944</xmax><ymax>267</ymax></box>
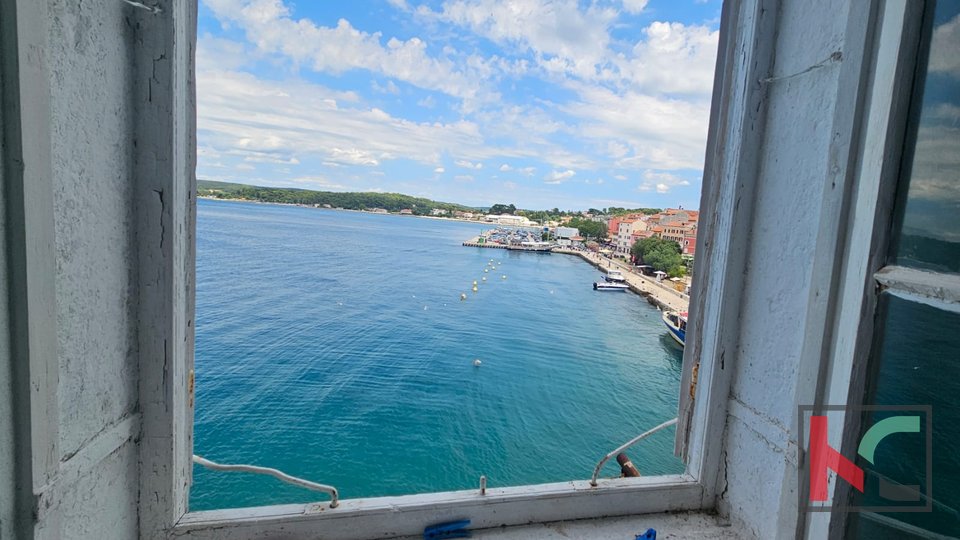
<box><xmin>553</xmin><ymin>248</ymin><xmax>690</xmax><ymax>312</ymax></box>
<box><xmin>463</xmin><ymin>235</ymin><xmax>690</xmax><ymax>312</ymax></box>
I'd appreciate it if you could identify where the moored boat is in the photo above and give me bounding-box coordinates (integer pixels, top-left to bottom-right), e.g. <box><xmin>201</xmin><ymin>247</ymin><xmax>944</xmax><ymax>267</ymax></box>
<box><xmin>662</xmin><ymin>310</ymin><xmax>687</xmax><ymax>346</ymax></box>
<box><xmin>593</xmin><ymin>281</ymin><xmax>630</xmax><ymax>291</ymax></box>
<box><xmin>604</xmin><ymin>270</ymin><xmax>627</xmax><ymax>282</ymax></box>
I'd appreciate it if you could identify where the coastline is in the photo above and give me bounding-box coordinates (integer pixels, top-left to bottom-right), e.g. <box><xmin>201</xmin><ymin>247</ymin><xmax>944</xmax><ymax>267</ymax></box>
<box><xmin>200</xmin><ymin>196</ymin><xmax>689</xmax><ymax>312</ymax></box>
<box><xmin>552</xmin><ymin>248</ymin><xmax>690</xmax><ymax>312</ymax></box>
<box><xmin>197</xmin><ymin>195</ymin><xmax>487</xmax><ymax>225</ymax></box>
<box><xmin>460</xmin><ymin>234</ymin><xmax>689</xmax><ymax>312</ymax></box>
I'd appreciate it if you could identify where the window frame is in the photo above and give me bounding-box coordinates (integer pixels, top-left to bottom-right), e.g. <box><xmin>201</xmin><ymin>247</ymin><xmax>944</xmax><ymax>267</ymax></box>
<box><xmin>769</xmin><ymin>0</ymin><xmax>960</xmax><ymax>537</ymax></box>
<box><xmin>136</xmin><ymin>0</ymin><xmax>840</xmax><ymax>538</ymax></box>
<box><xmin>814</xmin><ymin>1</ymin><xmax>960</xmax><ymax>537</ymax></box>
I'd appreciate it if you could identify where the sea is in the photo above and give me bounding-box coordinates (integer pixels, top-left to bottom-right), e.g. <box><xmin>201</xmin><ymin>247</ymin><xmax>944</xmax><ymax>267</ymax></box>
<box><xmin>190</xmin><ymin>198</ymin><xmax>685</xmax><ymax>511</ymax></box>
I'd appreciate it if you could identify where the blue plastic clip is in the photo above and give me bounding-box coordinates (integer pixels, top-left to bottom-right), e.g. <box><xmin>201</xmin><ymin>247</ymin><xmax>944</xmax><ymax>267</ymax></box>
<box><xmin>424</xmin><ymin>519</ymin><xmax>471</xmax><ymax>539</ymax></box>
<box><xmin>635</xmin><ymin>528</ymin><xmax>657</xmax><ymax>540</ymax></box>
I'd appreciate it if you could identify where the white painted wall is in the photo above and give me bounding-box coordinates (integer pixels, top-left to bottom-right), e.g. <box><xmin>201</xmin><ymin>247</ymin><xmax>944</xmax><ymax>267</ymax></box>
<box><xmin>713</xmin><ymin>1</ymin><xmax>859</xmax><ymax>538</ymax></box>
<box><xmin>48</xmin><ymin>1</ymin><xmax>141</xmax><ymax>538</ymax></box>
<box><xmin>1</xmin><ymin>1</ymin><xmax>142</xmax><ymax>538</ymax></box>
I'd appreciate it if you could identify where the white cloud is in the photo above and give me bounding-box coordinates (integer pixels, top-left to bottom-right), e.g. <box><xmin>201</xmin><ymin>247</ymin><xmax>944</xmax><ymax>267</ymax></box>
<box><xmin>372</xmin><ymin>80</ymin><xmax>400</xmax><ymax>95</ymax></box>
<box><xmin>614</xmin><ymin>22</ymin><xmax>719</xmax><ymax>95</ymax></box>
<box><xmin>621</xmin><ymin>0</ymin><xmax>649</xmax><ymax>14</ymax></box>
<box><xmin>519</xmin><ymin>166</ymin><xmax>537</xmax><ymax>176</ymax></box>
<box><xmin>930</xmin><ymin>15</ymin><xmax>960</xmax><ymax>79</ymax></box>
<box><xmin>197</xmin><ymin>69</ymin><xmax>550</xmax><ymax>175</ymax></box>
<box><xmin>455</xmin><ymin>159</ymin><xmax>484</xmax><ymax>169</ymax></box>
<box><xmin>638</xmin><ymin>170</ymin><xmax>690</xmax><ymax>193</ymax></box>
<box><xmin>423</xmin><ymin>0</ymin><xmax>618</xmax><ymax>79</ymax></box>
<box><xmin>203</xmin><ymin>0</ymin><xmax>494</xmax><ymax>101</ymax></box>
<box><xmin>499</xmin><ymin>163</ymin><xmax>512</xmax><ymax>171</ymax></box>
<box><xmin>328</xmin><ymin>148</ymin><xmax>381</xmax><ymax>166</ymax></box>
<box><xmin>454</xmin><ymin>174</ymin><xmax>475</xmax><ymax>183</ymax></box>
<box><xmin>434</xmin><ymin>167</ymin><xmax>446</xmax><ymax>173</ymax></box>
<box><xmin>544</xmin><ymin>169</ymin><xmax>576</xmax><ymax>184</ymax></box>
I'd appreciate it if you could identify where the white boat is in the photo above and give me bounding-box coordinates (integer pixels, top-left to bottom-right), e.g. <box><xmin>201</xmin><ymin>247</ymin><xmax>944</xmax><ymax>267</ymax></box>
<box><xmin>604</xmin><ymin>270</ymin><xmax>627</xmax><ymax>282</ymax></box>
<box><xmin>509</xmin><ymin>241</ymin><xmax>554</xmax><ymax>252</ymax></box>
<box><xmin>662</xmin><ymin>310</ymin><xmax>688</xmax><ymax>346</ymax></box>
<box><xmin>593</xmin><ymin>281</ymin><xmax>629</xmax><ymax>291</ymax></box>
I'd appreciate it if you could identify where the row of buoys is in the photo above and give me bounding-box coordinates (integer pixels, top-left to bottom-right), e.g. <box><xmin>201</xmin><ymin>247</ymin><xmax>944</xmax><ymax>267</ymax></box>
<box><xmin>462</xmin><ymin>258</ymin><xmax>506</xmax><ymax>300</ymax></box>
<box><xmin>470</xmin><ymin>259</ymin><xmax>508</xmax><ymax>366</ymax></box>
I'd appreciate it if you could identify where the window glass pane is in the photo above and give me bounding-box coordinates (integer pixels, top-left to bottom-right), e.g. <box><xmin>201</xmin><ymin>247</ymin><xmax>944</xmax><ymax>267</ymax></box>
<box><xmin>846</xmin><ymin>293</ymin><xmax>960</xmax><ymax>538</ymax></box>
<box><xmin>893</xmin><ymin>1</ymin><xmax>960</xmax><ymax>274</ymax></box>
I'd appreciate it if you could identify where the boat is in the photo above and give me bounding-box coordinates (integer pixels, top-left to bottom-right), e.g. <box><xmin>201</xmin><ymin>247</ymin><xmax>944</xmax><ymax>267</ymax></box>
<box><xmin>662</xmin><ymin>310</ymin><xmax>687</xmax><ymax>346</ymax></box>
<box><xmin>604</xmin><ymin>270</ymin><xmax>627</xmax><ymax>283</ymax></box>
<box><xmin>593</xmin><ymin>281</ymin><xmax>630</xmax><ymax>291</ymax></box>
<box><xmin>508</xmin><ymin>241</ymin><xmax>555</xmax><ymax>252</ymax></box>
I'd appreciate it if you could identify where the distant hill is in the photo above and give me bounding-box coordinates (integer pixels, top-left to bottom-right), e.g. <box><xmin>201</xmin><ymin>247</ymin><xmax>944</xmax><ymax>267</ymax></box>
<box><xmin>197</xmin><ymin>179</ymin><xmax>473</xmax><ymax>215</ymax></box>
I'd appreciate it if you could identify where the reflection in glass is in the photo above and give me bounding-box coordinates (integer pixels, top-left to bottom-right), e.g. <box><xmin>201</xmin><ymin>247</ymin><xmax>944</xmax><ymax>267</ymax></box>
<box><xmin>847</xmin><ymin>294</ymin><xmax>960</xmax><ymax>538</ymax></box>
<box><xmin>894</xmin><ymin>3</ymin><xmax>960</xmax><ymax>273</ymax></box>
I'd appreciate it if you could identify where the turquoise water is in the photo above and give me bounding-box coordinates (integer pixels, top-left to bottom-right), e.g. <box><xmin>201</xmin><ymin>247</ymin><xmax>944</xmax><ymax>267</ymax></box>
<box><xmin>191</xmin><ymin>198</ymin><xmax>684</xmax><ymax>510</ymax></box>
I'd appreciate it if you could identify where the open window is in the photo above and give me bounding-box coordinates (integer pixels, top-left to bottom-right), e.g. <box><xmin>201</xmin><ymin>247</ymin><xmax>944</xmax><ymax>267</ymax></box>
<box><xmin>129</xmin><ymin>0</ymin><xmax>953</xmax><ymax>538</ymax></box>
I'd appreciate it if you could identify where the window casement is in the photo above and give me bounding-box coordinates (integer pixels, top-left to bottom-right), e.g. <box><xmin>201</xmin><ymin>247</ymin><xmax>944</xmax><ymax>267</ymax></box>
<box><xmin>133</xmin><ymin>0</ymin><xmax>934</xmax><ymax>538</ymax></box>
<box><xmin>803</xmin><ymin>1</ymin><xmax>959</xmax><ymax>538</ymax></box>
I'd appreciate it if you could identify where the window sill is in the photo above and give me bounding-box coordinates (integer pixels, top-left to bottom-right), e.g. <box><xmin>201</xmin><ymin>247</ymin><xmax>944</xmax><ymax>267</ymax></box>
<box><xmin>173</xmin><ymin>475</ymin><xmax>703</xmax><ymax>539</ymax></box>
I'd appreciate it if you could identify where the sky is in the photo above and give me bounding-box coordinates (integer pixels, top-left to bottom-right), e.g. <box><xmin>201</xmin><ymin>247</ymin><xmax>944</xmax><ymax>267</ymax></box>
<box><xmin>196</xmin><ymin>0</ymin><xmax>723</xmax><ymax>210</ymax></box>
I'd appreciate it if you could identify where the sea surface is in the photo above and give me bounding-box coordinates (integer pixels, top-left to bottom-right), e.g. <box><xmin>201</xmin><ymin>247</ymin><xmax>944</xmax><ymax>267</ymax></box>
<box><xmin>191</xmin><ymin>198</ymin><xmax>685</xmax><ymax>510</ymax></box>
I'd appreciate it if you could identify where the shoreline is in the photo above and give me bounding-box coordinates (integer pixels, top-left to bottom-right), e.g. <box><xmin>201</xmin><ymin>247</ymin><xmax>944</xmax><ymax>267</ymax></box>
<box><xmin>461</xmin><ymin>235</ymin><xmax>689</xmax><ymax>312</ymax></box>
<box><xmin>553</xmin><ymin>248</ymin><xmax>690</xmax><ymax>312</ymax></box>
<box><xmin>197</xmin><ymin>195</ymin><xmax>488</xmax><ymax>225</ymax></box>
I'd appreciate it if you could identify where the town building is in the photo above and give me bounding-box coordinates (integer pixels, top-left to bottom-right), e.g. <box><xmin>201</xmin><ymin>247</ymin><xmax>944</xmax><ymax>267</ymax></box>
<box><xmin>484</xmin><ymin>214</ymin><xmax>534</xmax><ymax>227</ymax></box>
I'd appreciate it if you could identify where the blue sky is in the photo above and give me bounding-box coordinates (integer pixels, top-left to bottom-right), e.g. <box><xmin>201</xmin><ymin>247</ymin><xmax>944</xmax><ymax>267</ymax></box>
<box><xmin>196</xmin><ymin>0</ymin><xmax>722</xmax><ymax>210</ymax></box>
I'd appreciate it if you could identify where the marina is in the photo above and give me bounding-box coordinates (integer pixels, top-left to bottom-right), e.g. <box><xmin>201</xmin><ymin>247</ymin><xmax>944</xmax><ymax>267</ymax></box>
<box><xmin>463</xmin><ymin>231</ymin><xmax>690</xmax><ymax>313</ymax></box>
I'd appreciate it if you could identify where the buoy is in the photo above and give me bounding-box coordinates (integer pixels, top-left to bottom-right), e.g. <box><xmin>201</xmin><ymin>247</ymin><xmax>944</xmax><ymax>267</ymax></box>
<box><xmin>473</xmin><ymin>359</ymin><xmax>482</xmax><ymax>367</ymax></box>
<box><xmin>472</xmin><ymin>285</ymin><xmax>478</xmax><ymax>292</ymax></box>
<box><xmin>482</xmin><ymin>276</ymin><xmax>486</xmax><ymax>281</ymax></box>
<box><xmin>501</xmin><ymin>275</ymin><xmax>507</xmax><ymax>279</ymax></box>
<box><xmin>484</xmin><ymin>269</ymin><xmax>489</xmax><ymax>273</ymax></box>
<box><xmin>473</xmin><ymin>280</ymin><xmax>478</xmax><ymax>286</ymax></box>
<box><xmin>460</xmin><ymin>293</ymin><xmax>467</xmax><ymax>301</ymax></box>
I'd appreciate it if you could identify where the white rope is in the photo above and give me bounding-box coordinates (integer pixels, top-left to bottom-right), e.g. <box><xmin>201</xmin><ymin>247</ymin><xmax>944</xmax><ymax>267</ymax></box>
<box><xmin>193</xmin><ymin>455</ymin><xmax>339</xmax><ymax>508</ymax></box>
<box><xmin>120</xmin><ymin>0</ymin><xmax>162</xmax><ymax>14</ymax></box>
<box><xmin>590</xmin><ymin>418</ymin><xmax>678</xmax><ymax>487</ymax></box>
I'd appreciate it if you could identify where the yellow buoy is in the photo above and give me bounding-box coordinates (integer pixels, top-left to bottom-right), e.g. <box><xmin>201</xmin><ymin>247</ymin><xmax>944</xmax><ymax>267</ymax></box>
<box><xmin>472</xmin><ymin>285</ymin><xmax>478</xmax><ymax>292</ymax></box>
<box><xmin>473</xmin><ymin>280</ymin><xmax>478</xmax><ymax>286</ymax></box>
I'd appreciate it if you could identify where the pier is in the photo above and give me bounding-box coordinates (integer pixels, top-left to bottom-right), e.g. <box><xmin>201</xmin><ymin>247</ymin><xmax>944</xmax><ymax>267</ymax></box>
<box><xmin>553</xmin><ymin>248</ymin><xmax>689</xmax><ymax>312</ymax></box>
<box><xmin>462</xmin><ymin>235</ymin><xmax>689</xmax><ymax>312</ymax></box>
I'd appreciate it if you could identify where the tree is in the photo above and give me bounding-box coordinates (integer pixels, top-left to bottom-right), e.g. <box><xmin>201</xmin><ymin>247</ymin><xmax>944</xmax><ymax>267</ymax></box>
<box><xmin>566</xmin><ymin>217</ymin><xmax>607</xmax><ymax>241</ymax></box>
<box><xmin>489</xmin><ymin>203</ymin><xmax>516</xmax><ymax>215</ymax></box>
<box><xmin>631</xmin><ymin>236</ymin><xmax>684</xmax><ymax>275</ymax></box>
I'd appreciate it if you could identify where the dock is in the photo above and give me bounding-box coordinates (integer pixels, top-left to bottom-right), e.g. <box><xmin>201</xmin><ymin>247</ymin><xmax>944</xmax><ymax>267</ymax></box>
<box><xmin>462</xmin><ymin>236</ymin><xmax>508</xmax><ymax>249</ymax></box>
<box><xmin>553</xmin><ymin>247</ymin><xmax>689</xmax><ymax>312</ymax></box>
<box><xmin>462</xmin><ymin>236</ymin><xmax>690</xmax><ymax>312</ymax></box>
